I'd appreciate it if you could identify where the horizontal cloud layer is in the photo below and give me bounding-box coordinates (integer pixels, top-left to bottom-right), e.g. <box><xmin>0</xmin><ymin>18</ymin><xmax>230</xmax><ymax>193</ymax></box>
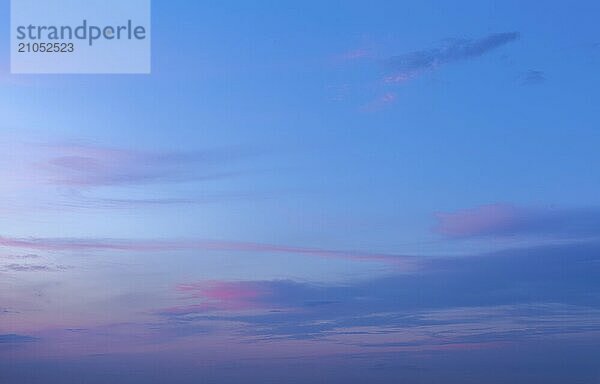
<box><xmin>38</xmin><ymin>144</ymin><xmax>251</xmax><ymax>187</ymax></box>
<box><xmin>157</xmin><ymin>240</ymin><xmax>600</xmax><ymax>343</ymax></box>
<box><xmin>0</xmin><ymin>334</ymin><xmax>38</xmax><ymax>344</ymax></box>
<box><xmin>0</xmin><ymin>236</ymin><xmax>412</xmax><ymax>266</ymax></box>
<box><xmin>435</xmin><ymin>204</ymin><xmax>600</xmax><ymax>239</ymax></box>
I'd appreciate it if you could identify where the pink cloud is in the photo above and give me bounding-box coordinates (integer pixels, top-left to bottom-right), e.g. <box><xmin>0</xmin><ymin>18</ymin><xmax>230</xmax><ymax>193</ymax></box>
<box><xmin>163</xmin><ymin>281</ymin><xmax>271</xmax><ymax>315</ymax></box>
<box><xmin>435</xmin><ymin>204</ymin><xmax>522</xmax><ymax>237</ymax></box>
<box><xmin>178</xmin><ymin>281</ymin><xmax>266</xmax><ymax>301</ymax></box>
<box><xmin>435</xmin><ymin>204</ymin><xmax>600</xmax><ymax>239</ymax></box>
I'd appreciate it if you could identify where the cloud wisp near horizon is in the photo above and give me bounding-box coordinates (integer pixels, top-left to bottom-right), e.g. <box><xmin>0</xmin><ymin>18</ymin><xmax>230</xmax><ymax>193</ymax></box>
<box><xmin>3</xmin><ymin>237</ymin><xmax>598</xmax><ymax>362</ymax></box>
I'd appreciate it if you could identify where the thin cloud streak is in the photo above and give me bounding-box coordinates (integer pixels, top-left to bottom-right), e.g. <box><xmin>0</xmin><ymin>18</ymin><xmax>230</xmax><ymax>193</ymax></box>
<box><xmin>55</xmin><ymin>190</ymin><xmax>267</xmax><ymax>210</ymax></box>
<box><xmin>37</xmin><ymin>144</ymin><xmax>253</xmax><ymax>187</ymax></box>
<box><xmin>0</xmin><ymin>236</ymin><xmax>413</xmax><ymax>267</ymax></box>
<box><xmin>1</xmin><ymin>263</ymin><xmax>68</xmax><ymax>272</ymax></box>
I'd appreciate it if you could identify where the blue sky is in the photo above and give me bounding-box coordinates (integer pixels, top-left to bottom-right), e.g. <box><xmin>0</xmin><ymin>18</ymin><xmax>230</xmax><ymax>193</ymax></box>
<box><xmin>1</xmin><ymin>1</ymin><xmax>600</xmax><ymax>383</ymax></box>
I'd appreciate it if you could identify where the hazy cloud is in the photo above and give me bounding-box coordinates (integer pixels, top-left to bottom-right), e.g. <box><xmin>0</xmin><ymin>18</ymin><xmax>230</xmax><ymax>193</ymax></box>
<box><xmin>1</xmin><ymin>263</ymin><xmax>68</xmax><ymax>272</ymax></box>
<box><xmin>360</xmin><ymin>92</ymin><xmax>397</xmax><ymax>112</ymax></box>
<box><xmin>38</xmin><ymin>144</ymin><xmax>252</xmax><ymax>187</ymax></box>
<box><xmin>435</xmin><ymin>204</ymin><xmax>600</xmax><ymax>239</ymax></box>
<box><xmin>0</xmin><ymin>334</ymin><xmax>38</xmax><ymax>344</ymax></box>
<box><xmin>157</xmin><ymin>241</ymin><xmax>600</xmax><ymax>342</ymax></box>
<box><xmin>386</xmin><ymin>32</ymin><xmax>519</xmax><ymax>82</ymax></box>
<box><xmin>520</xmin><ymin>70</ymin><xmax>546</xmax><ymax>85</ymax></box>
<box><xmin>0</xmin><ymin>236</ymin><xmax>413</xmax><ymax>267</ymax></box>
<box><xmin>0</xmin><ymin>254</ymin><xmax>40</xmax><ymax>260</ymax></box>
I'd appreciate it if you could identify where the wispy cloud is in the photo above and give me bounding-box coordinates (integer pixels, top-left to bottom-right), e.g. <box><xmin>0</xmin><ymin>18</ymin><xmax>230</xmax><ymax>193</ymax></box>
<box><xmin>0</xmin><ymin>334</ymin><xmax>39</xmax><ymax>344</ymax></box>
<box><xmin>0</xmin><ymin>254</ymin><xmax>40</xmax><ymax>260</ymax></box>
<box><xmin>520</xmin><ymin>70</ymin><xmax>546</xmax><ymax>85</ymax></box>
<box><xmin>1</xmin><ymin>141</ymin><xmax>264</xmax><ymax>212</ymax></box>
<box><xmin>56</xmin><ymin>190</ymin><xmax>264</xmax><ymax>210</ymax></box>
<box><xmin>0</xmin><ymin>236</ymin><xmax>413</xmax><ymax>266</ymax></box>
<box><xmin>37</xmin><ymin>144</ymin><xmax>251</xmax><ymax>187</ymax></box>
<box><xmin>157</xmin><ymin>241</ymin><xmax>600</xmax><ymax>343</ymax></box>
<box><xmin>161</xmin><ymin>281</ymin><xmax>273</xmax><ymax>315</ymax></box>
<box><xmin>337</xmin><ymin>48</ymin><xmax>372</xmax><ymax>61</ymax></box>
<box><xmin>360</xmin><ymin>92</ymin><xmax>397</xmax><ymax>112</ymax></box>
<box><xmin>435</xmin><ymin>204</ymin><xmax>600</xmax><ymax>239</ymax></box>
<box><xmin>385</xmin><ymin>32</ymin><xmax>520</xmax><ymax>83</ymax></box>
<box><xmin>435</xmin><ymin>204</ymin><xmax>522</xmax><ymax>237</ymax></box>
<box><xmin>1</xmin><ymin>263</ymin><xmax>68</xmax><ymax>273</ymax></box>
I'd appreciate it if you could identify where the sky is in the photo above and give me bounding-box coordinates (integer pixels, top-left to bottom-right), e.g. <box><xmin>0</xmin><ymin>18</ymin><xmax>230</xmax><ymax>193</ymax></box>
<box><xmin>1</xmin><ymin>1</ymin><xmax>600</xmax><ymax>383</ymax></box>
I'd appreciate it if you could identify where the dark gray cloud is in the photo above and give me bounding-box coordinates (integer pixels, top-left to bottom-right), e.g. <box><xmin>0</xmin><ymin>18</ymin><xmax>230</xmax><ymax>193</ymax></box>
<box><xmin>386</xmin><ymin>32</ymin><xmax>519</xmax><ymax>81</ymax></box>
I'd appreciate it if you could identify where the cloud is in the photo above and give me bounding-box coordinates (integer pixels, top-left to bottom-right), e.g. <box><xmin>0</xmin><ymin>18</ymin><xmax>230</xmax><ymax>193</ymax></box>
<box><xmin>520</xmin><ymin>70</ymin><xmax>546</xmax><ymax>85</ymax></box>
<box><xmin>161</xmin><ymin>281</ymin><xmax>273</xmax><ymax>315</ymax></box>
<box><xmin>36</xmin><ymin>144</ymin><xmax>251</xmax><ymax>187</ymax></box>
<box><xmin>0</xmin><ymin>334</ymin><xmax>38</xmax><ymax>344</ymax></box>
<box><xmin>435</xmin><ymin>204</ymin><xmax>600</xmax><ymax>239</ymax></box>
<box><xmin>156</xmin><ymin>241</ymin><xmax>600</xmax><ymax>343</ymax></box>
<box><xmin>337</xmin><ymin>48</ymin><xmax>371</xmax><ymax>61</ymax></box>
<box><xmin>360</xmin><ymin>93</ymin><xmax>397</xmax><ymax>112</ymax></box>
<box><xmin>0</xmin><ymin>253</ymin><xmax>68</xmax><ymax>273</ymax></box>
<box><xmin>0</xmin><ymin>254</ymin><xmax>40</xmax><ymax>260</ymax></box>
<box><xmin>435</xmin><ymin>204</ymin><xmax>522</xmax><ymax>237</ymax></box>
<box><xmin>56</xmin><ymin>190</ymin><xmax>263</xmax><ymax>210</ymax></box>
<box><xmin>385</xmin><ymin>32</ymin><xmax>519</xmax><ymax>82</ymax></box>
<box><xmin>1</xmin><ymin>263</ymin><xmax>68</xmax><ymax>272</ymax></box>
<box><xmin>1</xmin><ymin>141</ymin><xmax>266</xmax><ymax>212</ymax></box>
<box><xmin>0</xmin><ymin>236</ymin><xmax>413</xmax><ymax>266</ymax></box>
